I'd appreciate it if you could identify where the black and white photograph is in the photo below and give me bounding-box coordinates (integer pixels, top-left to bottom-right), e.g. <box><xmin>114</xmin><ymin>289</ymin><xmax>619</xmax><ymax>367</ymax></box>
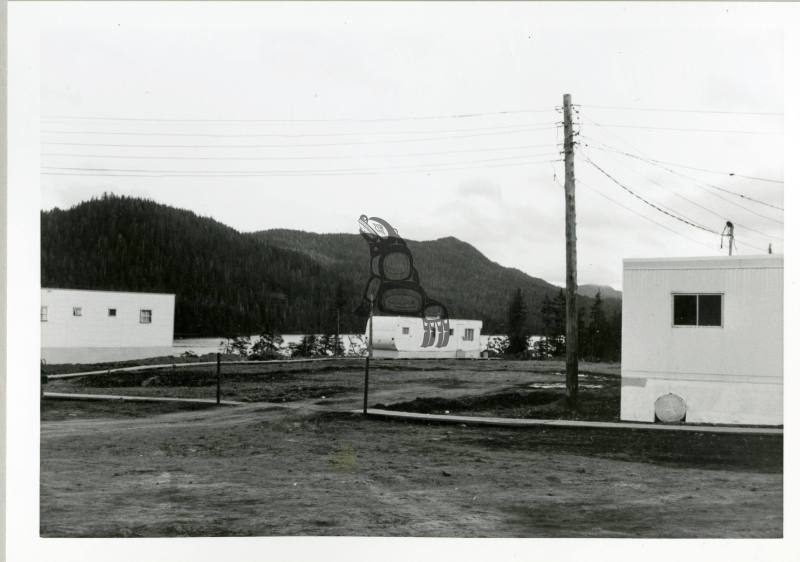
<box><xmin>4</xmin><ymin>1</ymin><xmax>799</xmax><ymax>560</ymax></box>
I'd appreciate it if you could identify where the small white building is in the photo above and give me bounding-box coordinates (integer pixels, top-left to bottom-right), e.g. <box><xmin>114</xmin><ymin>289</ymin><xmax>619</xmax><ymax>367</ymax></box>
<box><xmin>621</xmin><ymin>255</ymin><xmax>782</xmax><ymax>425</ymax></box>
<box><xmin>367</xmin><ymin>316</ymin><xmax>483</xmax><ymax>359</ymax></box>
<box><xmin>41</xmin><ymin>288</ymin><xmax>176</xmax><ymax>364</ymax></box>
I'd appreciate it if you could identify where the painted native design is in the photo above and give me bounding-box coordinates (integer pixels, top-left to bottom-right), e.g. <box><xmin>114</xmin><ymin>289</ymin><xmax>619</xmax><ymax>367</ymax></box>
<box><xmin>358</xmin><ymin>215</ymin><xmax>450</xmax><ymax>348</ymax></box>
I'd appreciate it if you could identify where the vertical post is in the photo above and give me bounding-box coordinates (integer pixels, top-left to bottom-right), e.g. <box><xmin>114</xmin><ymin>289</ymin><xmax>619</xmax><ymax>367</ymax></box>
<box><xmin>363</xmin><ymin>298</ymin><xmax>373</xmax><ymax>415</ymax></box>
<box><xmin>216</xmin><ymin>352</ymin><xmax>221</xmax><ymax>405</ymax></box>
<box><xmin>335</xmin><ymin>309</ymin><xmax>341</xmax><ymax>357</ymax></box>
<box><xmin>562</xmin><ymin>93</ymin><xmax>579</xmax><ymax>410</ymax></box>
<box><xmin>728</xmin><ymin>223</ymin><xmax>734</xmax><ymax>256</ymax></box>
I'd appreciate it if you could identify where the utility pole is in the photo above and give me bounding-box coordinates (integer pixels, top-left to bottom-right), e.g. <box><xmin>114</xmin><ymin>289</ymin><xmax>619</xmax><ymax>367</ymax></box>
<box><xmin>722</xmin><ymin>221</ymin><xmax>734</xmax><ymax>256</ymax></box>
<box><xmin>362</xmin><ymin>297</ymin><xmax>374</xmax><ymax>415</ymax></box>
<box><xmin>562</xmin><ymin>94</ymin><xmax>579</xmax><ymax>410</ymax></box>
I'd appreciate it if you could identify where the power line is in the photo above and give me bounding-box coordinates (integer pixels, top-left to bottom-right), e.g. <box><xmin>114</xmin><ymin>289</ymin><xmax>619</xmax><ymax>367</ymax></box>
<box><xmin>578</xmin><ymin>148</ymin><xmax>721</xmax><ymax>235</ymax></box>
<box><xmin>41</xmin><ymin>125</ymin><xmax>560</xmax><ymax>149</ymax></box>
<box><xmin>552</xmin><ymin>163</ymin><xmax>712</xmax><ymax>249</ymax></box>
<box><xmin>592</xmin><ymin>147</ymin><xmax>781</xmax><ymax>184</ymax></box>
<box><xmin>580</xmin><ymin>144</ymin><xmax>780</xmax><ymax>242</ymax></box>
<box><xmin>581</xmin><ymin>155</ymin><xmax>717</xmax><ymax>234</ymax></box>
<box><xmin>578</xmin><ymin>130</ymin><xmax>784</xmax><ymax>212</ymax></box>
<box><xmin>42</xmin><ymin>146</ymin><xmax>560</xmax><ymax>162</ymax></box>
<box><xmin>575</xmin><ymin>115</ymin><xmax>780</xmax><ymax>252</ymax></box>
<box><xmin>582</xmin><ymin>140</ymin><xmax>784</xmax><ymax>219</ymax></box>
<box><xmin>41</xmin><ymin>121</ymin><xmax>560</xmax><ymax>138</ymax></box>
<box><xmin>581</xmin><ymin>155</ymin><xmax>766</xmax><ymax>252</ymax></box>
<box><xmin>42</xmin><ymin>143</ymin><xmax>560</xmax><ymax>161</ymax></box>
<box><xmin>576</xmin><ymin>104</ymin><xmax>782</xmax><ymax>117</ymax></box>
<box><xmin>41</xmin><ymin>107</ymin><xmax>560</xmax><ymax>124</ymax></box>
<box><xmin>575</xmin><ymin>179</ymin><xmax>712</xmax><ymax>250</ymax></box>
<box><xmin>41</xmin><ymin>156</ymin><xmax>562</xmax><ymax>178</ymax></box>
<box><xmin>583</xmin><ymin>140</ymin><xmax>783</xmax><ymax>188</ymax></box>
<box><xmin>581</xmin><ymin>122</ymin><xmax>781</xmax><ymax>135</ymax></box>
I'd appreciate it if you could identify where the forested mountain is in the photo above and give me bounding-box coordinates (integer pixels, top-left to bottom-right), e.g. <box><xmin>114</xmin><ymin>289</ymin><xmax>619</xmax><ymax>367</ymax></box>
<box><xmin>577</xmin><ymin>284</ymin><xmax>623</xmax><ymax>300</ymax></box>
<box><xmin>41</xmin><ymin>195</ymin><xmax>620</xmax><ymax>337</ymax></box>
<box><xmin>249</xmin><ymin>230</ymin><xmax>620</xmax><ymax>334</ymax></box>
<box><xmin>41</xmin><ymin>195</ymin><xmax>363</xmax><ymax>336</ymax></box>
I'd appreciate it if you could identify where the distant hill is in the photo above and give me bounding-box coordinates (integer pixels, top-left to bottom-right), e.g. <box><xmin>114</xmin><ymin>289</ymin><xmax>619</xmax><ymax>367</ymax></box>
<box><xmin>41</xmin><ymin>195</ymin><xmax>620</xmax><ymax>337</ymax></box>
<box><xmin>40</xmin><ymin>195</ymin><xmax>363</xmax><ymax>336</ymax></box>
<box><xmin>577</xmin><ymin>284</ymin><xmax>623</xmax><ymax>300</ymax></box>
<box><xmin>250</xmin><ymin>229</ymin><xmax>620</xmax><ymax>334</ymax></box>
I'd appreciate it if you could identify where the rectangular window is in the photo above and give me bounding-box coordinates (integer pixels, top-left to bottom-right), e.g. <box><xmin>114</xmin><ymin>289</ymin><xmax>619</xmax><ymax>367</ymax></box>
<box><xmin>139</xmin><ymin>309</ymin><xmax>152</xmax><ymax>324</ymax></box>
<box><xmin>673</xmin><ymin>294</ymin><xmax>722</xmax><ymax>327</ymax></box>
<box><xmin>402</xmin><ymin>327</ymin><xmax>409</xmax><ymax>335</ymax></box>
<box><xmin>72</xmin><ymin>307</ymin><xmax>82</xmax><ymax>317</ymax></box>
<box><xmin>108</xmin><ymin>308</ymin><xmax>117</xmax><ymax>317</ymax></box>
<box><xmin>464</xmin><ymin>328</ymin><xmax>474</xmax><ymax>341</ymax></box>
<box><xmin>449</xmin><ymin>328</ymin><xmax>454</xmax><ymax>336</ymax></box>
<box><xmin>41</xmin><ymin>306</ymin><xmax>48</xmax><ymax>322</ymax></box>
<box><xmin>673</xmin><ymin>295</ymin><xmax>696</xmax><ymax>325</ymax></box>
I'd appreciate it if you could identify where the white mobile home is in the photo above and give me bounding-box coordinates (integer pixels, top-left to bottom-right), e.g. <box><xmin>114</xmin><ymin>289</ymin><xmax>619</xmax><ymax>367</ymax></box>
<box><xmin>41</xmin><ymin>288</ymin><xmax>176</xmax><ymax>364</ymax></box>
<box><xmin>621</xmin><ymin>255</ymin><xmax>782</xmax><ymax>425</ymax></box>
<box><xmin>367</xmin><ymin>316</ymin><xmax>483</xmax><ymax>359</ymax></box>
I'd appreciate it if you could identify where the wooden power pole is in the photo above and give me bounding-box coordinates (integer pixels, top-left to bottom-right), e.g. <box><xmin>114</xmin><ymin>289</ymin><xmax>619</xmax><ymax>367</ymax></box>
<box><xmin>562</xmin><ymin>94</ymin><xmax>579</xmax><ymax>410</ymax></box>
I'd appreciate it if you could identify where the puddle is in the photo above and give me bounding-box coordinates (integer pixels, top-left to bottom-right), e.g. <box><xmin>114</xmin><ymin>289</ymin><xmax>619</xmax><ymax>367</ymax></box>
<box><xmin>529</xmin><ymin>383</ymin><xmax>603</xmax><ymax>389</ymax></box>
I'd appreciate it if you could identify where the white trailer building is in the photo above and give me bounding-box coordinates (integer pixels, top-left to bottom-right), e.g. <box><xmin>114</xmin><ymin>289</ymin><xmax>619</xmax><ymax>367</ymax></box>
<box><xmin>367</xmin><ymin>316</ymin><xmax>483</xmax><ymax>359</ymax></box>
<box><xmin>621</xmin><ymin>255</ymin><xmax>782</xmax><ymax>425</ymax></box>
<box><xmin>41</xmin><ymin>288</ymin><xmax>176</xmax><ymax>364</ymax></box>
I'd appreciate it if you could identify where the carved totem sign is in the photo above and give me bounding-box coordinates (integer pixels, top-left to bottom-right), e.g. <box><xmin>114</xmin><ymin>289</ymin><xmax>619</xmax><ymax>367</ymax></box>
<box><xmin>357</xmin><ymin>215</ymin><xmax>450</xmax><ymax>348</ymax></box>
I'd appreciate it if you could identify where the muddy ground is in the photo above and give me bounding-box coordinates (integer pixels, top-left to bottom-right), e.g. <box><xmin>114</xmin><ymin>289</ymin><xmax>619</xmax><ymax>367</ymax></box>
<box><xmin>40</xmin><ymin>358</ymin><xmax>782</xmax><ymax>537</ymax></box>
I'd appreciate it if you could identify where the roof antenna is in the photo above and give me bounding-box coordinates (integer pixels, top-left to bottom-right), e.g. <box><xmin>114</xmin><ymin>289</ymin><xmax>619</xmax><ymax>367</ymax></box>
<box><xmin>768</xmin><ymin>243</ymin><xmax>773</xmax><ymax>255</ymax></box>
<box><xmin>720</xmin><ymin>221</ymin><xmax>734</xmax><ymax>256</ymax></box>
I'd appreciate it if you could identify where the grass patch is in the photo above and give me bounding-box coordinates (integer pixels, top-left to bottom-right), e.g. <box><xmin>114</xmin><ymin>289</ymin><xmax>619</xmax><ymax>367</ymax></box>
<box><xmin>41</xmin><ymin>398</ymin><xmax>219</xmax><ymax>421</ymax></box>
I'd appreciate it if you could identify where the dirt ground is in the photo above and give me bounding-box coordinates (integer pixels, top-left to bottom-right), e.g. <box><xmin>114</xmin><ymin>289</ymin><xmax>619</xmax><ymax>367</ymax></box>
<box><xmin>40</xmin><ymin>358</ymin><xmax>782</xmax><ymax>537</ymax></box>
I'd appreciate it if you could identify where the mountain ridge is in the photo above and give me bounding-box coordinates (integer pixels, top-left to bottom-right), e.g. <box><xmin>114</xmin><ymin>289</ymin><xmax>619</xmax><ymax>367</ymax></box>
<box><xmin>41</xmin><ymin>195</ymin><xmax>620</xmax><ymax>337</ymax></box>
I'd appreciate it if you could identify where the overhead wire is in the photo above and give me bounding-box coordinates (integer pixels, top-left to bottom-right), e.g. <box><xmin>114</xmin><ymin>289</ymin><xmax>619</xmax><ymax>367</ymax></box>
<box><xmin>578</xmin><ymin>148</ymin><xmax>721</xmax><ymax>235</ymax></box>
<box><xmin>575</xmin><ymin>113</ymin><xmax>785</xmax><ymax>219</ymax></box>
<box><xmin>581</xmin><ymin>138</ymin><xmax>784</xmax><ymax>212</ymax></box>
<box><xmin>580</xmin><ymin>154</ymin><xmax>765</xmax><ymax>252</ymax></box>
<box><xmin>580</xmin><ymin>122</ymin><xmax>781</xmax><ymax>135</ymax></box>
<box><xmin>577</xmin><ymin>179</ymin><xmax>713</xmax><ymax>250</ymax></box>
<box><xmin>551</xmin><ymin>162</ymin><xmax>711</xmax><ymax>249</ymax></box>
<box><xmin>41</xmin><ymin>124</ymin><xmax>561</xmax><ymax>149</ymax></box>
<box><xmin>575</xmin><ymin>104</ymin><xmax>782</xmax><ymax>117</ymax></box>
<box><xmin>41</xmin><ymin>143</ymin><xmax>562</xmax><ymax>162</ymax></box>
<box><xmin>580</xmin><ymin>154</ymin><xmax>717</xmax><ymax>234</ymax></box>
<box><xmin>41</xmin><ymin>155</ymin><xmax>562</xmax><ymax>178</ymax></box>
<box><xmin>611</xmin><ymin>157</ymin><xmax>782</xmax><ymax>184</ymax></box>
<box><xmin>41</xmin><ymin>121</ymin><xmax>561</xmax><ymax>138</ymax></box>
<box><xmin>41</xmin><ymin>107</ymin><xmax>561</xmax><ymax>124</ymax></box>
<box><xmin>579</xmin><ymin>143</ymin><xmax>780</xmax><ymax>242</ymax></box>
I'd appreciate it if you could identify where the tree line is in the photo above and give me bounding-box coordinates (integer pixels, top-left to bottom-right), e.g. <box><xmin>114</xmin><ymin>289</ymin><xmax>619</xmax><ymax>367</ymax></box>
<box><xmin>41</xmin><ymin>194</ymin><xmax>622</xmax><ymax>340</ymax></box>
<box><xmin>502</xmin><ymin>287</ymin><xmax>621</xmax><ymax>362</ymax></box>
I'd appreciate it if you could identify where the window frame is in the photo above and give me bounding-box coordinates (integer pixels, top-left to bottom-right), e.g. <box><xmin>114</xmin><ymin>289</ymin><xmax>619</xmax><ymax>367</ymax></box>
<box><xmin>464</xmin><ymin>328</ymin><xmax>474</xmax><ymax>341</ymax></box>
<box><xmin>108</xmin><ymin>308</ymin><xmax>117</xmax><ymax>317</ymax></box>
<box><xmin>41</xmin><ymin>306</ymin><xmax>48</xmax><ymax>322</ymax></box>
<box><xmin>402</xmin><ymin>327</ymin><xmax>410</xmax><ymax>335</ymax></box>
<box><xmin>72</xmin><ymin>307</ymin><xmax>82</xmax><ymax>317</ymax></box>
<box><xmin>139</xmin><ymin>309</ymin><xmax>153</xmax><ymax>324</ymax></box>
<box><xmin>671</xmin><ymin>292</ymin><xmax>724</xmax><ymax>328</ymax></box>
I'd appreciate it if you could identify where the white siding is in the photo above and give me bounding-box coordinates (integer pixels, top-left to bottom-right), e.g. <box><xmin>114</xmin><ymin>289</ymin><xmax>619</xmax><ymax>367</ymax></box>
<box><xmin>367</xmin><ymin>316</ymin><xmax>483</xmax><ymax>358</ymax></box>
<box><xmin>41</xmin><ymin>289</ymin><xmax>175</xmax><ymax>359</ymax></box>
<box><xmin>621</xmin><ymin>256</ymin><xmax>782</xmax><ymax>425</ymax></box>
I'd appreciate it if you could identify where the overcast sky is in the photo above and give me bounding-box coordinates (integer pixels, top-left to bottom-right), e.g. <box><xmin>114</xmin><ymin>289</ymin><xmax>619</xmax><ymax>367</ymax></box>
<box><xmin>37</xmin><ymin>2</ymin><xmax>786</xmax><ymax>289</ymax></box>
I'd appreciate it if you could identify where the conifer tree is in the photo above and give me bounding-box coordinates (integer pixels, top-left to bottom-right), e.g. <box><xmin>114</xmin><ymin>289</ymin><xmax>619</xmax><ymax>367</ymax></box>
<box><xmin>507</xmin><ymin>288</ymin><xmax>530</xmax><ymax>356</ymax></box>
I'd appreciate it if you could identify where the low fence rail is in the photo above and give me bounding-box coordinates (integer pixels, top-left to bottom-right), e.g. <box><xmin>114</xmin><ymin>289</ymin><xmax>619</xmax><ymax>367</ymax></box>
<box><xmin>45</xmin><ymin>356</ymin><xmax>340</xmax><ymax>380</ymax></box>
